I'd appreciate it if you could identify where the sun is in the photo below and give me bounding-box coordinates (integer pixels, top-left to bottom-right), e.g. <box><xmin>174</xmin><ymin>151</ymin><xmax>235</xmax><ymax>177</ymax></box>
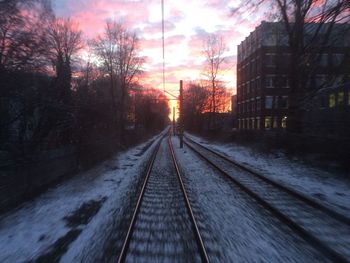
<box><xmin>168</xmin><ymin>98</ymin><xmax>178</xmax><ymax>121</ymax></box>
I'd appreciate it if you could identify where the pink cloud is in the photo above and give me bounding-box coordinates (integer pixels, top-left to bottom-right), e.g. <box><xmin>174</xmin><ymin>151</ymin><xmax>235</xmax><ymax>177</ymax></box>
<box><xmin>52</xmin><ymin>0</ymin><xmax>262</xmax><ymax>94</ymax></box>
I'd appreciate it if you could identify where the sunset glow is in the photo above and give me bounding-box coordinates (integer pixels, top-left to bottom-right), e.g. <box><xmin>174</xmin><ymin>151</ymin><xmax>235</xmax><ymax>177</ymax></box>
<box><xmin>53</xmin><ymin>0</ymin><xmax>265</xmax><ymax>101</ymax></box>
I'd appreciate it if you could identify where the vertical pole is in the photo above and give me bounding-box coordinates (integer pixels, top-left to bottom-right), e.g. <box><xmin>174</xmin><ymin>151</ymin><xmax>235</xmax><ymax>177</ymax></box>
<box><xmin>173</xmin><ymin>106</ymin><xmax>175</xmax><ymax>136</ymax></box>
<box><xmin>179</xmin><ymin>80</ymin><xmax>183</xmax><ymax>148</ymax></box>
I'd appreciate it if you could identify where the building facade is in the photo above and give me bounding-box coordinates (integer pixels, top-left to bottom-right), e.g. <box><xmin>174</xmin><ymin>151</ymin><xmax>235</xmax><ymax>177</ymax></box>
<box><xmin>236</xmin><ymin>21</ymin><xmax>350</xmax><ymax>135</ymax></box>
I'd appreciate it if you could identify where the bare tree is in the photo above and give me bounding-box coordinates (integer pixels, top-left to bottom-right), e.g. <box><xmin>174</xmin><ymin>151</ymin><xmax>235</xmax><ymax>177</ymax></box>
<box><xmin>0</xmin><ymin>0</ymin><xmax>52</xmax><ymax>72</ymax></box>
<box><xmin>203</xmin><ymin>34</ymin><xmax>227</xmax><ymax>129</ymax></box>
<box><xmin>46</xmin><ymin>17</ymin><xmax>83</xmax><ymax>103</ymax></box>
<box><xmin>183</xmin><ymin>80</ymin><xmax>232</xmax><ymax>131</ymax></box>
<box><xmin>91</xmin><ymin>22</ymin><xmax>119</xmax><ymax>124</ymax></box>
<box><xmin>183</xmin><ymin>82</ymin><xmax>210</xmax><ymax>131</ymax></box>
<box><xmin>92</xmin><ymin>21</ymin><xmax>143</xmax><ymax>139</ymax></box>
<box><xmin>115</xmin><ymin>24</ymin><xmax>143</xmax><ymax>137</ymax></box>
<box><xmin>235</xmin><ymin>0</ymin><xmax>350</xmax><ymax>132</ymax></box>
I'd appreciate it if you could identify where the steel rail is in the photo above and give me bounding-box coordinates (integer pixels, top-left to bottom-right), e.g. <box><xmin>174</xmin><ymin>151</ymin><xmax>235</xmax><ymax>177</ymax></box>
<box><xmin>117</xmin><ymin>136</ymin><xmax>163</xmax><ymax>263</ymax></box>
<box><xmin>184</xmin><ymin>135</ymin><xmax>350</xmax><ymax>226</ymax></box>
<box><xmin>184</xmin><ymin>136</ymin><xmax>349</xmax><ymax>263</ymax></box>
<box><xmin>168</xmin><ymin>136</ymin><xmax>210</xmax><ymax>263</ymax></box>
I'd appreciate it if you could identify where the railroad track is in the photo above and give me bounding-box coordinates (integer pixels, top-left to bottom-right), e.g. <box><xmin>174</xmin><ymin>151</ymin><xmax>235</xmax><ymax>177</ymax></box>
<box><xmin>117</xmin><ymin>135</ymin><xmax>209</xmax><ymax>263</ymax></box>
<box><xmin>184</xmin><ymin>135</ymin><xmax>350</xmax><ymax>263</ymax></box>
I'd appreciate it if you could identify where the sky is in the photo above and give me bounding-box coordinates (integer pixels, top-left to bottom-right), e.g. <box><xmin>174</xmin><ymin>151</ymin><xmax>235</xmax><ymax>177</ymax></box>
<box><xmin>52</xmin><ymin>0</ymin><xmax>265</xmax><ymax>100</ymax></box>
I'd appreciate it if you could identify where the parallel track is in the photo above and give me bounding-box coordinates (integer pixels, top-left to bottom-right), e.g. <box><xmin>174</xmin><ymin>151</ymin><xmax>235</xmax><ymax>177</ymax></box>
<box><xmin>117</xmin><ymin>135</ymin><xmax>209</xmax><ymax>263</ymax></box>
<box><xmin>184</xmin><ymin>135</ymin><xmax>350</xmax><ymax>263</ymax></box>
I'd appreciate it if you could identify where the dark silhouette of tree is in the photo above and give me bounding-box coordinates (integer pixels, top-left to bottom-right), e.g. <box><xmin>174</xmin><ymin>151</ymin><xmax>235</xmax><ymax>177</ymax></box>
<box><xmin>134</xmin><ymin>89</ymin><xmax>170</xmax><ymax>132</ymax></box>
<box><xmin>0</xmin><ymin>0</ymin><xmax>52</xmax><ymax>72</ymax></box>
<box><xmin>90</xmin><ymin>22</ymin><xmax>119</xmax><ymax>127</ymax></box>
<box><xmin>182</xmin><ymin>81</ymin><xmax>231</xmax><ymax>131</ymax></box>
<box><xmin>202</xmin><ymin>34</ymin><xmax>228</xmax><ymax>129</ymax></box>
<box><xmin>92</xmin><ymin>21</ymin><xmax>143</xmax><ymax>139</ymax></box>
<box><xmin>46</xmin><ymin>17</ymin><xmax>83</xmax><ymax>103</ymax></box>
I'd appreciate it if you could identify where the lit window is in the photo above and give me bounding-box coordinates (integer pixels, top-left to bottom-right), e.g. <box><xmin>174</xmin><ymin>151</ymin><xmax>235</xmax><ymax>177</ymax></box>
<box><xmin>265</xmin><ymin>96</ymin><xmax>273</xmax><ymax>109</ymax></box>
<box><xmin>265</xmin><ymin>116</ymin><xmax>272</xmax><ymax>129</ymax></box>
<box><xmin>281</xmin><ymin>116</ymin><xmax>287</xmax><ymax>129</ymax></box>
<box><xmin>273</xmin><ymin>117</ymin><xmax>278</xmax><ymax>128</ymax></box>
<box><xmin>329</xmin><ymin>94</ymin><xmax>336</xmax><ymax>108</ymax></box>
<box><xmin>338</xmin><ymin>92</ymin><xmax>344</xmax><ymax>105</ymax></box>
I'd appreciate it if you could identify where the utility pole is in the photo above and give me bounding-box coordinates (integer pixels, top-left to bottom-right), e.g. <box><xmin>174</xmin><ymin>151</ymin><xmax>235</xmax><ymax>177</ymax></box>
<box><xmin>179</xmin><ymin>80</ymin><xmax>183</xmax><ymax>148</ymax></box>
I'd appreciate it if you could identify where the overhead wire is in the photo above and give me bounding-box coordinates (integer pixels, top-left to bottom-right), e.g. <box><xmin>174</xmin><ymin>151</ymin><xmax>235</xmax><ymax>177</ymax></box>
<box><xmin>161</xmin><ymin>0</ymin><xmax>165</xmax><ymax>92</ymax></box>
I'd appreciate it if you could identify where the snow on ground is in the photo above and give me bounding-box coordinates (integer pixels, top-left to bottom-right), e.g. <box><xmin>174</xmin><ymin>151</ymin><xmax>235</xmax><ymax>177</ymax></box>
<box><xmin>0</xmin><ymin>130</ymin><xmax>166</xmax><ymax>263</ymax></box>
<box><xmin>186</xmin><ymin>133</ymin><xmax>350</xmax><ymax>218</ymax></box>
<box><xmin>172</xmin><ymin>136</ymin><xmax>329</xmax><ymax>263</ymax></box>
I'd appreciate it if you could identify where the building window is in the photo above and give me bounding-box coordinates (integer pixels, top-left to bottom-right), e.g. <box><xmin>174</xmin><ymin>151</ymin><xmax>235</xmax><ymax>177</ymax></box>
<box><xmin>256</xmin><ymin>97</ymin><xmax>261</xmax><ymax>110</ymax></box>
<box><xmin>278</xmin><ymin>96</ymin><xmax>289</xmax><ymax>109</ymax></box>
<box><xmin>265</xmin><ymin>116</ymin><xmax>272</xmax><ymax>129</ymax></box>
<box><xmin>256</xmin><ymin>77</ymin><xmax>260</xmax><ymax>90</ymax></box>
<box><xmin>266</xmin><ymin>53</ymin><xmax>276</xmax><ymax>67</ymax></box>
<box><xmin>265</xmin><ymin>96</ymin><xmax>273</xmax><ymax>109</ymax></box>
<box><xmin>266</xmin><ymin>75</ymin><xmax>276</xmax><ymax>88</ymax></box>
<box><xmin>281</xmin><ymin>116</ymin><xmax>287</xmax><ymax>129</ymax></box>
<box><xmin>338</xmin><ymin>92</ymin><xmax>344</xmax><ymax>106</ymax></box>
<box><xmin>273</xmin><ymin>117</ymin><xmax>278</xmax><ymax>128</ymax></box>
<box><xmin>273</xmin><ymin>96</ymin><xmax>278</xmax><ymax>109</ymax></box>
<box><xmin>329</xmin><ymin>94</ymin><xmax>336</xmax><ymax>108</ymax></box>
<box><xmin>280</xmin><ymin>76</ymin><xmax>289</xmax><ymax>88</ymax></box>
<box><xmin>282</xmin><ymin>53</ymin><xmax>291</xmax><ymax>65</ymax></box>
<box><xmin>256</xmin><ymin>117</ymin><xmax>260</xmax><ymax>129</ymax></box>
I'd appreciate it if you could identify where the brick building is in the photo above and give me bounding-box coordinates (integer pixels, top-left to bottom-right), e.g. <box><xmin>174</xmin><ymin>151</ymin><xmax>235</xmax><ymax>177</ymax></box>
<box><xmin>236</xmin><ymin>21</ymin><xmax>350</xmax><ymax>136</ymax></box>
